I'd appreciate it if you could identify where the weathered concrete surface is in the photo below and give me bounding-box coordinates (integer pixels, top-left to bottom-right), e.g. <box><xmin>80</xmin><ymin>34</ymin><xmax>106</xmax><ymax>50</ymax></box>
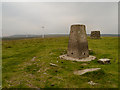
<box><xmin>67</xmin><ymin>24</ymin><xmax>89</xmax><ymax>59</ymax></box>
<box><xmin>90</xmin><ymin>31</ymin><xmax>101</xmax><ymax>39</ymax></box>
<box><xmin>59</xmin><ymin>54</ymin><xmax>96</xmax><ymax>62</ymax></box>
<box><xmin>98</xmin><ymin>58</ymin><xmax>110</xmax><ymax>64</ymax></box>
<box><xmin>74</xmin><ymin>68</ymin><xmax>101</xmax><ymax>75</ymax></box>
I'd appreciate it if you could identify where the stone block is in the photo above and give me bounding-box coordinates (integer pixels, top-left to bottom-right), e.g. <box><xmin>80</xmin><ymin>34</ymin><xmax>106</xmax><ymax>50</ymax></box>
<box><xmin>90</xmin><ymin>31</ymin><xmax>101</xmax><ymax>39</ymax></box>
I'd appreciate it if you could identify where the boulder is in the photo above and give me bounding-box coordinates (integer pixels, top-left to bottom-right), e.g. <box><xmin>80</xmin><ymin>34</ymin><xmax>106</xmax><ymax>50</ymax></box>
<box><xmin>98</xmin><ymin>58</ymin><xmax>110</xmax><ymax>64</ymax></box>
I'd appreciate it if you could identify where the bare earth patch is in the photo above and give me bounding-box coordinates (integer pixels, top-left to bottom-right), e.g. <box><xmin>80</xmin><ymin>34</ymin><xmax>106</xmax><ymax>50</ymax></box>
<box><xmin>74</xmin><ymin>68</ymin><xmax>101</xmax><ymax>75</ymax></box>
<box><xmin>59</xmin><ymin>54</ymin><xmax>96</xmax><ymax>62</ymax></box>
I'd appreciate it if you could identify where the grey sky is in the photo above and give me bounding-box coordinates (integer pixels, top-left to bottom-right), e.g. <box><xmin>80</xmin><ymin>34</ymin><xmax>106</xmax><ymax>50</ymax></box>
<box><xmin>2</xmin><ymin>2</ymin><xmax>118</xmax><ymax>36</ymax></box>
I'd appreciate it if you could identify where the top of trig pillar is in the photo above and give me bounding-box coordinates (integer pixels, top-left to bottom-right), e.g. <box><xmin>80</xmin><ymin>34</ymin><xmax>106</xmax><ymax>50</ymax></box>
<box><xmin>71</xmin><ymin>24</ymin><xmax>86</xmax><ymax>30</ymax></box>
<box><xmin>71</xmin><ymin>24</ymin><xmax>85</xmax><ymax>27</ymax></box>
<box><xmin>71</xmin><ymin>24</ymin><xmax>85</xmax><ymax>26</ymax></box>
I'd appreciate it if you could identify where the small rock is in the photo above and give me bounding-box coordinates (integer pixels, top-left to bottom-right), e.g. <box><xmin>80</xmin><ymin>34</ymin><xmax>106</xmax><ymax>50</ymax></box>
<box><xmin>98</xmin><ymin>58</ymin><xmax>110</xmax><ymax>64</ymax></box>
<box><xmin>50</xmin><ymin>63</ymin><xmax>58</xmax><ymax>67</ymax></box>
<box><xmin>88</xmin><ymin>81</ymin><xmax>97</xmax><ymax>86</ymax></box>
<box><xmin>31</xmin><ymin>57</ymin><xmax>36</xmax><ymax>61</ymax></box>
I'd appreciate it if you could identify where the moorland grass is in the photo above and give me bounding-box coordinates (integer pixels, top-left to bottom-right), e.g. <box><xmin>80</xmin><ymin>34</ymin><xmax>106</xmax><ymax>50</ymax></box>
<box><xmin>2</xmin><ymin>36</ymin><xmax>118</xmax><ymax>88</ymax></box>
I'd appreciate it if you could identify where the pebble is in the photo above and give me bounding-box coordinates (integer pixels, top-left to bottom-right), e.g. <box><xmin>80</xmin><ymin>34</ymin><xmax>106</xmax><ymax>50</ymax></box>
<box><xmin>88</xmin><ymin>81</ymin><xmax>97</xmax><ymax>86</ymax></box>
<box><xmin>50</xmin><ymin>63</ymin><xmax>58</xmax><ymax>67</ymax></box>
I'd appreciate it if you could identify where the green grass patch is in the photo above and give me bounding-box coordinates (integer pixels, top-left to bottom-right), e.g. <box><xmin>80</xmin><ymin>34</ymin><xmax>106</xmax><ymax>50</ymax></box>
<box><xmin>2</xmin><ymin>36</ymin><xmax>118</xmax><ymax>88</ymax></box>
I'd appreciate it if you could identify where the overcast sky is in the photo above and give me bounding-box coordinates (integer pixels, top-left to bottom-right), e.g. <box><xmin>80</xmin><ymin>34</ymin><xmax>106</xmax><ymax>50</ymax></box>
<box><xmin>2</xmin><ymin>2</ymin><xmax>118</xmax><ymax>36</ymax></box>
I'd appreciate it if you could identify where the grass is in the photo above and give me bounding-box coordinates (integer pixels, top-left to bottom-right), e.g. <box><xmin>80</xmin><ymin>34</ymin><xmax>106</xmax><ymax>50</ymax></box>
<box><xmin>2</xmin><ymin>36</ymin><xmax>118</xmax><ymax>88</ymax></box>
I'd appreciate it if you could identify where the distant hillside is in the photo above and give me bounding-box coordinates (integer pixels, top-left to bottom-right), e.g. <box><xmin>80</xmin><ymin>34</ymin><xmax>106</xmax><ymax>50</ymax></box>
<box><xmin>87</xmin><ymin>34</ymin><xmax>118</xmax><ymax>36</ymax></box>
<box><xmin>2</xmin><ymin>34</ymin><xmax>118</xmax><ymax>40</ymax></box>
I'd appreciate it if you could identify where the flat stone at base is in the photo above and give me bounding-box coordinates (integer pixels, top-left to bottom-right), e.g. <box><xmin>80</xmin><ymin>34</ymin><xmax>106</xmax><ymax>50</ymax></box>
<box><xmin>59</xmin><ymin>54</ymin><xmax>96</xmax><ymax>62</ymax></box>
<box><xmin>98</xmin><ymin>58</ymin><xmax>110</xmax><ymax>64</ymax></box>
<box><xmin>74</xmin><ymin>68</ymin><xmax>101</xmax><ymax>75</ymax></box>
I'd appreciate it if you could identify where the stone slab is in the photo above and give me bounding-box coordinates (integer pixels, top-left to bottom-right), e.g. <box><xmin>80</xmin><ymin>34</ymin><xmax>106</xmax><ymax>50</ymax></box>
<box><xmin>74</xmin><ymin>68</ymin><xmax>101</xmax><ymax>75</ymax></box>
<box><xmin>59</xmin><ymin>54</ymin><xmax>96</xmax><ymax>62</ymax></box>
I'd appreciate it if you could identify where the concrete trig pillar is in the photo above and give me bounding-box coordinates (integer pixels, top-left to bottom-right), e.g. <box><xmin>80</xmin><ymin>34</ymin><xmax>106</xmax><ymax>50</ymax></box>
<box><xmin>67</xmin><ymin>24</ymin><xmax>89</xmax><ymax>59</ymax></box>
<box><xmin>90</xmin><ymin>31</ymin><xmax>101</xmax><ymax>39</ymax></box>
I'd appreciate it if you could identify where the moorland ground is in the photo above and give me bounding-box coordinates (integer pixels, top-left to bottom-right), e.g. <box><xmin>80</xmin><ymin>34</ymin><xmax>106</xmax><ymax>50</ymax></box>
<box><xmin>2</xmin><ymin>36</ymin><xmax>118</xmax><ymax>88</ymax></box>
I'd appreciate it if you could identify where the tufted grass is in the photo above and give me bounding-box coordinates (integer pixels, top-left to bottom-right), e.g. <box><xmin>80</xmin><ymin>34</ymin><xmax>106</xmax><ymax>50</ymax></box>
<box><xmin>2</xmin><ymin>36</ymin><xmax>118</xmax><ymax>88</ymax></box>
